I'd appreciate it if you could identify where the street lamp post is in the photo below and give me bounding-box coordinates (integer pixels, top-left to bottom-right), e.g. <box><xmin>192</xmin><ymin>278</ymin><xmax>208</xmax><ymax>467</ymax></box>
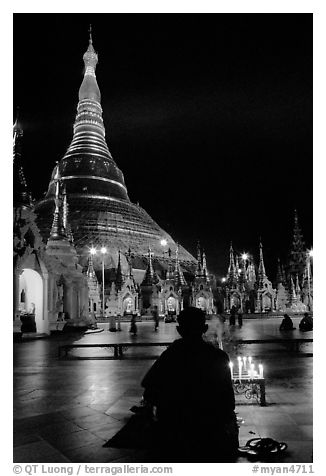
<box><xmin>89</xmin><ymin>247</ymin><xmax>97</xmax><ymax>316</ymax></box>
<box><xmin>100</xmin><ymin>247</ymin><xmax>107</xmax><ymax>318</ymax></box>
<box><xmin>221</xmin><ymin>277</ymin><xmax>227</xmax><ymax>312</ymax></box>
<box><xmin>240</xmin><ymin>253</ymin><xmax>248</xmax><ymax>312</ymax></box>
<box><xmin>90</xmin><ymin>246</ymin><xmax>107</xmax><ymax>318</ymax></box>
<box><xmin>307</xmin><ymin>249</ymin><xmax>313</xmax><ymax>312</ymax></box>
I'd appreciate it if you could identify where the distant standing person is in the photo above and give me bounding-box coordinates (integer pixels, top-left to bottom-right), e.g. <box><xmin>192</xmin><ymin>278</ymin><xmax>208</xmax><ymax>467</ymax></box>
<box><xmin>299</xmin><ymin>313</ymin><xmax>313</xmax><ymax>332</ymax></box>
<box><xmin>230</xmin><ymin>305</ymin><xmax>237</xmax><ymax>326</ymax></box>
<box><xmin>109</xmin><ymin>314</ymin><xmax>117</xmax><ymax>332</ymax></box>
<box><xmin>116</xmin><ymin>314</ymin><xmax>122</xmax><ymax>332</ymax></box>
<box><xmin>153</xmin><ymin>305</ymin><xmax>159</xmax><ymax>331</ymax></box>
<box><xmin>130</xmin><ymin>313</ymin><xmax>137</xmax><ymax>336</ymax></box>
<box><xmin>237</xmin><ymin>309</ymin><xmax>243</xmax><ymax>327</ymax></box>
<box><xmin>280</xmin><ymin>314</ymin><xmax>296</xmax><ymax>331</ymax></box>
<box><xmin>215</xmin><ymin>314</ymin><xmax>225</xmax><ymax>349</ymax></box>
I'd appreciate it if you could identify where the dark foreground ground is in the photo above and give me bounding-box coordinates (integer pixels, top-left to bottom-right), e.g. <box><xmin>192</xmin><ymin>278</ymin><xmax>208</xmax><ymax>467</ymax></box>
<box><xmin>13</xmin><ymin>317</ymin><xmax>313</xmax><ymax>463</ymax></box>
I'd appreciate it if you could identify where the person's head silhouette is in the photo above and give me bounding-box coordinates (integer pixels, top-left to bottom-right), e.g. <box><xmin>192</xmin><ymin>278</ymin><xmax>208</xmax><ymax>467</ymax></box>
<box><xmin>177</xmin><ymin>307</ymin><xmax>208</xmax><ymax>338</ymax></box>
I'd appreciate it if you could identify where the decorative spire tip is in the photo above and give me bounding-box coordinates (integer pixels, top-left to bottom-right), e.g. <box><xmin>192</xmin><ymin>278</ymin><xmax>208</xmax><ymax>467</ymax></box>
<box><xmin>89</xmin><ymin>24</ymin><xmax>93</xmax><ymax>44</ymax></box>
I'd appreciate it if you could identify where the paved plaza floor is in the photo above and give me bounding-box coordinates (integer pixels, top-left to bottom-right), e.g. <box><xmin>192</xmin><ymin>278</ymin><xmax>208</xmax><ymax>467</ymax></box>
<box><xmin>13</xmin><ymin>317</ymin><xmax>313</xmax><ymax>463</ymax></box>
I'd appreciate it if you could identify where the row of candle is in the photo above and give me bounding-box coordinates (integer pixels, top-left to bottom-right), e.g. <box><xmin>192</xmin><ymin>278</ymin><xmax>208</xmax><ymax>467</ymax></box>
<box><xmin>229</xmin><ymin>356</ymin><xmax>264</xmax><ymax>380</ymax></box>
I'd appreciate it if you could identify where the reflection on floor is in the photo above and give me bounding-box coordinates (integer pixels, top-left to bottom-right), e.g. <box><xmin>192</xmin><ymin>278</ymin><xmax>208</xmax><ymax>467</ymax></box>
<box><xmin>13</xmin><ymin>318</ymin><xmax>312</xmax><ymax>463</ymax></box>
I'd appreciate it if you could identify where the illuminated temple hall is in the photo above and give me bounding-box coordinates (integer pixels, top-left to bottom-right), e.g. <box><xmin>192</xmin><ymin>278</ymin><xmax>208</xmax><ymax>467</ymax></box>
<box><xmin>13</xmin><ymin>32</ymin><xmax>216</xmax><ymax>334</ymax></box>
<box><xmin>13</xmin><ymin>30</ymin><xmax>312</xmax><ymax>335</ymax></box>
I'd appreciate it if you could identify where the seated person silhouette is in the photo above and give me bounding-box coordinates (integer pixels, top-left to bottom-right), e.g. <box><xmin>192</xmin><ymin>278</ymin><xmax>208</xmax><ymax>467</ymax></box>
<box><xmin>141</xmin><ymin>307</ymin><xmax>239</xmax><ymax>462</ymax></box>
<box><xmin>299</xmin><ymin>313</ymin><xmax>313</xmax><ymax>332</ymax></box>
<box><xmin>279</xmin><ymin>314</ymin><xmax>296</xmax><ymax>331</ymax></box>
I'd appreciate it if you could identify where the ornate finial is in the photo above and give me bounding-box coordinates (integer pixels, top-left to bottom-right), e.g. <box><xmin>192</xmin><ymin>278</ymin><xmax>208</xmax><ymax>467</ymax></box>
<box><xmin>294</xmin><ymin>209</ymin><xmax>299</xmax><ymax>224</ymax></box>
<box><xmin>54</xmin><ymin>161</ymin><xmax>61</xmax><ymax>182</ymax></box>
<box><xmin>227</xmin><ymin>241</ymin><xmax>237</xmax><ymax>285</ymax></box>
<box><xmin>89</xmin><ymin>24</ymin><xmax>93</xmax><ymax>44</ymax></box>
<box><xmin>141</xmin><ymin>247</ymin><xmax>158</xmax><ymax>286</ymax></box>
<box><xmin>53</xmin><ymin>162</ymin><xmax>61</xmax><ymax>201</ymax></box>
<box><xmin>257</xmin><ymin>239</ymin><xmax>267</xmax><ymax>285</ymax></box>
<box><xmin>259</xmin><ymin>240</ymin><xmax>264</xmax><ymax>261</ymax></box>
<box><xmin>174</xmin><ymin>243</ymin><xmax>186</xmax><ymax>286</ymax></box>
<box><xmin>87</xmin><ymin>253</ymin><xmax>96</xmax><ymax>278</ymax></box>
<box><xmin>14</xmin><ymin>106</ymin><xmax>20</xmax><ymax>126</ymax></box>
<box><xmin>48</xmin><ymin>162</ymin><xmax>67</xmax><ymax>241</ymax></box>
<box><xmin>79</xmin><ymin>25</ymin><xmax>99</xmax><ymax>102</ymax></box>
<box><xmin>13</xmin><ymin>106</ymin><xmax>23</xmax><ymax>139</ymax></box>
<box><xmin>196</xmin><ymin>240</ymin><xmax>201</xmax><ymax>261</ymax></box>
<box><xmin>202</xmin><ymin>248</ymin><xmax>209</xmax><ymax>282</ymax></box>
<box><xmin>195</xmin><ymin>240</ymin><xmax>203</xmax><ymax>278</ymax></box>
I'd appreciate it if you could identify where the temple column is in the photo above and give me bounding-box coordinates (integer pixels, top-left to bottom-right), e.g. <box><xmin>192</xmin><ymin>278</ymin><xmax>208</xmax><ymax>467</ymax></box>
<box><xmin>64</xmin><ymin>279</ymin><xmax>73</xmax><ymax>319</ymax></box>
<box><xmin>75</xmin><ymin>282</ymin><xmax>80</xmax><ymax>319</ymax></box>
<box><xmin>81</xmin><ymin>280</ymin><xmax>89</xmax><ymax>317</ymax></box>
<box><xmin>13</xmin><ymin>270</ymin><xmax>22</xmax><ymax>333</ymax></box>
<box><xmin>48</xmin><ymin>276</ymin><xmax>55</xmax><ymax>322</ymax></box>
<box><xmin>41</xmin><ymin>272</ymin><xmax>50</xmax><ymax>334</ymax></box>
<box><xmin>13</xmin><ymin>271</ymin><xmax>21</xmax><ymax>320</ymax></box>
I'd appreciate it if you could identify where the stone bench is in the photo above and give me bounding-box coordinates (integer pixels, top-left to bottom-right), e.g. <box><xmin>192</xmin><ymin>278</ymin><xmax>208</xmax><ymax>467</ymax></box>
<box><xmin>58</xmin><ymin>342</ymin><xmax>172</xmax><ymax>359</ymax></box>
<box><xmin>232</xmin><ymin>338</ymin><xmax>313</xmax><ymax>353</ymax></box>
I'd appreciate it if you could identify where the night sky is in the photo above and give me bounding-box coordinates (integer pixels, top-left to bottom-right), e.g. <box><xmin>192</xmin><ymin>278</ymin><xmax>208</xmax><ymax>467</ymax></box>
<box><xmin>13</xmin><ymin>13</ymin><xmax>312</xmax><ymax>279</ymax></box>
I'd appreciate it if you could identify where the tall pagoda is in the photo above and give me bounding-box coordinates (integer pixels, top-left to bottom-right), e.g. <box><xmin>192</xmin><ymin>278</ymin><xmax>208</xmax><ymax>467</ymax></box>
<box><xmin>34</xmin><ymin>30</ymin><xmax>196</xmax><ymax>274</ymax></box>
<box><xmin>13</xmin><ymin>110</ymin><xmax>32</xmax><ymax>208</ymax></box>
<box><xmin>287</xmin><ymin>209</ymin><xmax>307</xmax><ymax>282</ymax></box>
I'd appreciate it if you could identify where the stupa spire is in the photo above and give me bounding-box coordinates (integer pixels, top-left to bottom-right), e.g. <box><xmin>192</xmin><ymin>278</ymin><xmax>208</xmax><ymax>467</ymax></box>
<box><xmin>258</xmin><ymin>241</ymin><xmax>267</xmax><ymax>284</ymax></box>
<box><xmin>202</xmin><ymin>248</ymin><xmax>209</xmax><ymax>282</ymax></box>
<box><xmin>49</xmin><ymin>163</ymin><xmax>66</xmax><ymax>240</ymax></box>
<box><xmin>288</xmin><ymin>209</ymin><xmax>307</xmax><ymax>281</ymax></box>
<box><xmin>86</xmin><ymin>253</ymin><xmax>96</xmax><ymax>278</ymax></box>
<box><xmin>115</xmin><ymin>250</ymin><xmax>124</xmax><ymax>291</ymax></box>
<box><xmin>174</xmin><ymin>244</ymin><xmax>186</xmax><ymax>286</ymax></box>
<box><xmin>141</xmin><ymin>248</ymin><xmax>159</xmax><ymax>286</ymax></box>
<box><xmin>35</xmin><ymin>31</ymin><xmax>196</xmax><ymax>270</ymax></box>
<box><xmin>227</xmin><ymin>242</ymin><xmax>237</xmax><ymax>287</ymax></box>
<box><xmin>195</xmin><ymin>241</ymin><xmax>203</xmax><ymax>277</ymax></box>
<box><xmin>13</xmin><ymin>108</ymin><xmax>32</xmax><ymax>207</ymax></box>
<box><xmin>79</xmin><ymin>26</ymin><xmax>100</xmax><ymax>99</ymax></box>
<box><xmin>43</xmin><ymin>29</ymin><xmax>129</xmax><ymax>206</ymax></box>
<box><xmin>13</xmin><ymin>107</ymin><xmax>23</xmax><ymax>145</ymax></box>
<box><xmin>166</xmin><ymin>248</ymin><xmax>174</xmax><ymax>280</ymax></box>
<box><xmin>89</xmin><ymin>23</ymin><xmax>93</xmax><ymax>44</ymax></box>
